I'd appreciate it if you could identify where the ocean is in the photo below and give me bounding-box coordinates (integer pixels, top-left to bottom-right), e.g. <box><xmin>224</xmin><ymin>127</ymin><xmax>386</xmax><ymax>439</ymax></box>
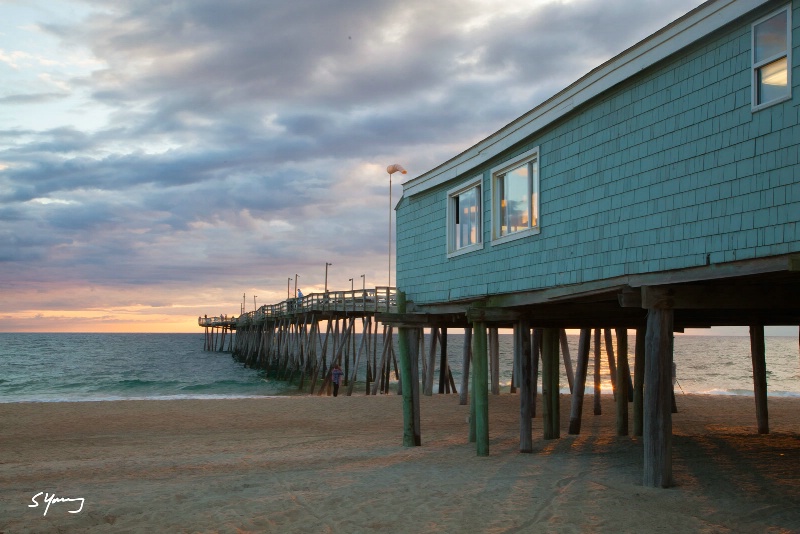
<box><xmin>0</xmin><ymin>332</ymin><xmax>798</xmax><ymax>403</ymax></box>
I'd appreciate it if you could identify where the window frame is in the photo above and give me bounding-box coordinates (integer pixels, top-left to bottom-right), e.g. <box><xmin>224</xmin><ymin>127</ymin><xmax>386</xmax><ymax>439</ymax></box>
<box><xmin>446</xmin><ymin>176</ymin><xmax>484</xmax><ymax>258</ymax></box>
<box><xmin>490</xmin><ymin>146</ymin><xmax>540</xmax><ymax>246</ymax></box>
<box><xmin>751</xmin><ymin>5</ymin><xmax>792</xmax><ymax>111</ymax></box>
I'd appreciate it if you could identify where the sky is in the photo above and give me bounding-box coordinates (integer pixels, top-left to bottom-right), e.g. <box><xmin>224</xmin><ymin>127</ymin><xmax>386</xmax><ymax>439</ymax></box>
<box><xmin>0</xmin><ymin>0</ymin><xmax>741</xmax><ymax>333</ymax></box>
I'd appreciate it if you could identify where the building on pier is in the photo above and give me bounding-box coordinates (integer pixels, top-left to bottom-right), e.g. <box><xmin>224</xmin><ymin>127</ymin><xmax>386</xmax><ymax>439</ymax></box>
<box><xmin>388</xmin><ymin>0</ymin><xmax>800</xmax><ymax>487</ymax></box>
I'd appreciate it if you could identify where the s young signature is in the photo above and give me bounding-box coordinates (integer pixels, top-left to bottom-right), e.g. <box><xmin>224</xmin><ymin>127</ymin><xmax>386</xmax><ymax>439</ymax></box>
<box><xmin>29</xmin><ymin>492</ymin><xmax>85</xmax><ymax>516</ymax></box>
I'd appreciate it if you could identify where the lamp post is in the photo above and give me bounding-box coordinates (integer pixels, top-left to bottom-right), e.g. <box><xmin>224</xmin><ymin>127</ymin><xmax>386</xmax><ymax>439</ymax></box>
<box><xmin>325</xmin><ymin>262</ymin><xmax>332</xmax><ymax>293</ymax></box>
<box><xmin>254</xmin><ymin>295</ymin><xmax>257</xmax><ymax>311</ymax></box>
<box><xmin>287</xmin><ymin>278</ymin><xmax>291</xmax><ymax>300</ymax></box>
<box><xmin>386</xmin><ymin>164</ymin><xmax>407</xmax><ymax>287</ymax></box>
<box><xmin>294</xmin><ymin>274</ymin><xmax>298</xmax><ymax>299</ymax></box>
<box><xmin>360</xmin><ymin>274</ymin><xmax>365</xmax><ymax>291</ymax></box>
<box><xmin>349</xmin><ymin>278</ymin><xmax>354</xmax><ymax>291</ymax></box>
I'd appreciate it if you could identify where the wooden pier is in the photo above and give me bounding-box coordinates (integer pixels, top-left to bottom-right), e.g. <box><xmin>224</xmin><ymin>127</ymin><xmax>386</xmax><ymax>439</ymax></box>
<box><xmin>200</xmin><ymin>287</ymin><xmax>415</xmax><ymax>395</ymax></box>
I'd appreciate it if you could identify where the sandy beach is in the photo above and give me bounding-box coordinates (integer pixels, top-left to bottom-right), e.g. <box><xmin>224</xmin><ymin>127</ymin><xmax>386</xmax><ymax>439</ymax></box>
<box><xmin>1</xmin><ymin>393</ymin><xmax>799</xmax><ymax>533</ymax></box>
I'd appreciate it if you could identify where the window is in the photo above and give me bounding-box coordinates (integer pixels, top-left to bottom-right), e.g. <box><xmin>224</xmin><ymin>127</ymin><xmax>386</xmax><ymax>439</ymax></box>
<box><xmin>752</xmin><ymin>7</ymin><xmax>792</xmax><ymax>110</ymax></box>
<box><xmin>447</xmin><ymin>178</ymin><xmax>482</xmax><ymax>256</ymax></box>
<box><xmin>491</xmin><ymin>147</ymin><xmax>539</xmax><ymax>244</ymax></box>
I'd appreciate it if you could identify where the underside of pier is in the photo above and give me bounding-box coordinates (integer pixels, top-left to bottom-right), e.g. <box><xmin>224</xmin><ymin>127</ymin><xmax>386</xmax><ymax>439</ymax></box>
<box><xmin>380</xmin><ymin>254</ymin><xmax>800</xmax><ymax>488</ymax></box>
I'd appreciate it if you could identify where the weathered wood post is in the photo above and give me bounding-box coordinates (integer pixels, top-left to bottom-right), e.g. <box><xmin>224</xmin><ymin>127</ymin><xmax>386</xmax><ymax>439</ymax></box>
<box><xmin>396</xmin><ymin>292</ymin><xmax>421</xmax><ymax>446</ymax></box>
<box><xmin>559</xmin><ymin>329</ymin><xmax>575</xmax><ymax>393</ymax></box>
<box><xmin>604</xmin><ymin>328</ymin><xmax>618</xmax><ymax>399</ymax></box>
<box><xmin>568</xmin><ymin>328</ymin><xmax>591</xmax><ymax>434</ymax></box>
<box><xmin>472</xmin><ymin>321</ymin><xmax>489</xmax><ymax>456</ymax></box>
<box><xmin>439</xmin><ymin>327</ymin><xmax>449</xmax><ymax>394</ymax></box>
<box><xmin>643</xmin><ymin>306</ymin><xmax>674</xmax><ymax>488</ymax></box>
<box><xmin>749</xmin><ymin>324</ymin><xmax>769</xmax><ymax>434</ymax></box>
<box><xmin>593</xmin><ymin>328</ymin><xmax>602</xmax><ymax>415</ymax></box>
<box><xmin>459</xmin><ymin>327</ymin><xmax>472</xmax><ymax>406</ymax></box>
<box><xmin>532</xmin><ymin>328</ymin><xmax>542</xmax><ymax>418</ymax></box>
<box><xmin>517</xmin><ymin>319</ymin><xmax>533</xmax><ymax>452</ymax></box>
<box><xmin>541</xmin><ymin>328</ymin><xmax>560</xmax><ymax>440</ymax></box>
<box><xmin>633</xmin><ymin>326</ymin><xmax>645</xmax><ymax>436</ymax></box>
<box><xmin>424</xmin><ymin>327</ymin><xmax>438</xmax><ymax>396</ymax></box>
<box><xmin>615</xmin><ymin>328</ymin><xmax>629</xmax><ymax>436</ymax></box>
<box><xmin>489</xmin><ymin>327</ymin><xmax>500</xmax><ymax>394</ymax></box>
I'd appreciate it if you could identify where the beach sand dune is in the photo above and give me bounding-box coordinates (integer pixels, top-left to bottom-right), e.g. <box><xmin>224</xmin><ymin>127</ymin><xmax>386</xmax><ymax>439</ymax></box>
<box><xmin>1</xmin><ymin>394</ymin><xmax>799</xmax><ymax>533</ymax></box>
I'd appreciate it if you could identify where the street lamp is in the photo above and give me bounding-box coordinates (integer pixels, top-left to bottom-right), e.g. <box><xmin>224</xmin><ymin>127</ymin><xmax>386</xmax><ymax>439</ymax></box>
<box><xmin>349</xmin><ymin>278</ymin><xmax>353</xmax><ymax>291</ymax></box>
<box><xmin>294</xmin><ymin>274</ymin><xmax>298</xmax><ymax>298</ymax></box>
<box><xmin>360</xmin><ymin>274</ymin><xmax>365</xmax><ymax>291</ymax></box>
<box><xmin>287</xmin><ymin>278</ymin><xmax>291</xmax><ymax>300</ymax></box>
<box><xmin>254</xmin><ymin>295</ymin><xmax>257</xmax><ymax>311</ymax></box>
<box><xmin>386</xmin><ymin>164</ymin><xmax>407</xmax><ymax>287</ymax></box>
<box><xmin>325</xmin><ymin>262</ymin><xmax>332</xmax><ymax>293</ymax></box>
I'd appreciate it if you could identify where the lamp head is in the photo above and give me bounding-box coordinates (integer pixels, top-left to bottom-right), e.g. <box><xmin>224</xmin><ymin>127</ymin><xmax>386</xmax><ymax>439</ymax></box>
<box><xmin>386</xmin><ymin>164</ymin><xmax>407</xmax><ymax>175</ymax></box>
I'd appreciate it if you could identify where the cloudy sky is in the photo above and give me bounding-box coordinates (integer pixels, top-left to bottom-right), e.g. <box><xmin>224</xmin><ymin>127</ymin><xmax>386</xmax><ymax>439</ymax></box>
<box><xmin>1</xmin><ymin>0</ymin><xmax>710</xmax><ymax>333</ymax></box>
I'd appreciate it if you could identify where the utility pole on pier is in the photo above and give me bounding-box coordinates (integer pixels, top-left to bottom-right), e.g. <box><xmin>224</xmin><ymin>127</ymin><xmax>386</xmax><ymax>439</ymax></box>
<box><xmin>325</xmin><ymin>262</ymin><xmax>332</xmax><ymax>293</ymax></box>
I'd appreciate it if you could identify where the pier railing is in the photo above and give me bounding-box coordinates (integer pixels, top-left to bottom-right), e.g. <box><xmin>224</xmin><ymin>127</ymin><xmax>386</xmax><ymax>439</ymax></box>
<box><xmin>200</xmin><ymin>286</ymin><xmax>397</xmax><ymax>328</ymax></box>
<box><xmin>198</xmin><ymin>314</ymin><xmax>237</xmax><ymax>327</ymax></box>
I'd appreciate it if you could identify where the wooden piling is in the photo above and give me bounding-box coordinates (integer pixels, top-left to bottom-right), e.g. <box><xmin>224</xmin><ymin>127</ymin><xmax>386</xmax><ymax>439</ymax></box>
<box><xmin>439</xmin><ymin>327</ymin><xmax>449</xmax><ymax>394</ymax></box>
<box><xmin>593</xmin><ymin>328</ymin><xmax>602</xmax><ymax>415</ymax></box>
<box><xmin>517</xmin><ymin>320</ymin><xmax>533</xmax><ymax>452</ymax></box>
<box><xmin>397</xmin><ymin>292</ymin><xmax>421</xmax><ymax>446</ymax></box>
<box><xmin>541</xmin><ymin>328</ymin><xmax>560</xmax><ymax>440</ymax></box>
<box><xmin>559</xmin><ymin>329</ymin><xmax>574</xmax><ymax>393</ymax></box>
<box><xmin>604</xmin><ymin>328</ymin><xmax>618</xmax><ymax>399</ymax></box>
<box><xmin>459</xmin><ymin>327</ymin><xmax>472</xmax><ymax>406</ymax></box>
<box><xmin>568</xmin><ymin>328</ymin><xmax>591</xmax><ymax>435</ymax></box>
<box><xmin>489</xmin><ymin>327</ymin><xmax>500</xmax><ymax>395</ymax></box>
<box><xmin>615</xmin><ymin>328</ymin><xmax>629</xmax><ymax>436</ymax></box>
<box><xmin>749</xmin><ymin>324</ymin><xmax>770</xmax><ymax>434</ymax></box>
<box><xmin>472</xmin><ymin>321</ymin><xmax>489</xmax><ymax>456</ymax></box>
<box><xmin>633</xmin><ymin>326</ymin><xmax>645</xmax><ymax>436</ymax></box>
<box><xmin>424</xmin><ymin>327</ymin><xmax>438</xmax><ymax>396</ymax></box>
<box><xmin>643</xmin><ymin>307</ymin><xmax>674</xmax><ymax>488</ymax></box>
<box><xmin>532</xmin><ymin>328</ymin><xmax>542</xmax><ymax>418</ymax></box>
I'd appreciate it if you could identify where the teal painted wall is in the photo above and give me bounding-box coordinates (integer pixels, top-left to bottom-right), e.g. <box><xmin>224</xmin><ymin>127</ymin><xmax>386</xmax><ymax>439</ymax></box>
<box><xmin>397</xmin><ymin>1</ymin><xmax>800</xmax><ymax>306</ymax></box>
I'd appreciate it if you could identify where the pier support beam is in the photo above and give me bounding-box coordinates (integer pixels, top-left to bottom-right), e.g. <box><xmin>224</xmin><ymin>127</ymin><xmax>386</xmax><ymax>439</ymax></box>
<box><xmin>749</xmin><ymin>324</ymin><xmax>769</xmax><ymax>434</ymax></box>
<box><xmin>396</xmin><ymin>292</ymin><xmax>421</xmax><ymax>447</ymax></box>
<box><xmin>541</xmin><ymin>328</ymin><xmax>560</xmax><ymax>440</ymax></box>
<box><xmin>593</xmin><ymin>328</ymin><xmax>602</xmax><ymax>415</ymax></box>
<box><xmin>643</xmin><ymin>307</ymin><xmax>674</xmax><ymax>488</ymax></box>
<box><xmin>459</xmin><ymin>327</ymin><xmax>472</xmax><ymax>406</ymax></box>
<box><xmin>568</xmin><ymin>328</ymin><xmax>591</xmax><ymax>435</ymax></box>
<box><xmin>489</xmin><ymin>327</ymin><xmax>500</xmax><ymax>395</ymax></box>
<box><xmin>516</xmin><ymin>320</ymin><xmax>533</xmax><ymax>452</ymax></box>
<box><xmin>472</xmin><ymin>321</ymin><xmax>489</xmax><ymax>456</ymax></box>
<box><xmin>615</xmin><ymin>328</ymin><xmax>630</xmax><ymax>436</ymax></box>
<box><xmin>439</xmin><ymin>328</ymin><xmax>449</xmax><ymax>394</ymax></box>
<box><xmin>633</xmin><ymin>326</ymin><xmax>645</xmax><ymax>436</ymax></box>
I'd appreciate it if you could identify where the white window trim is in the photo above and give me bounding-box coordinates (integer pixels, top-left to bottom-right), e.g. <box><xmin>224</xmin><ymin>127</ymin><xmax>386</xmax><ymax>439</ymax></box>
<box><xmin>446</xmin><ymin>176</ymin><xmax>484</xmax><ymax>258</ymax></box>
<box><xmin>490</xmin><ymin>146</ymin><xmax>541</xmax><ymax>246</ymax></box>
<box><xmin>751</xmin><ymin>5</ymin><xmax>792</xmax><ymax>112</ymax></box>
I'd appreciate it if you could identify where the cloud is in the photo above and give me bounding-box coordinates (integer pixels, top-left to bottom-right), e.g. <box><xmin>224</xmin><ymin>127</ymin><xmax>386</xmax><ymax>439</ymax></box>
<box><xmin>0</xmin><ymin>92</ymin><xmax>69</xmax><ymax>104</ymax></box>
<box><xmin>0</xmin><ymin>0</ymin><xmax>707</xmax><ymax>331</ymax></box>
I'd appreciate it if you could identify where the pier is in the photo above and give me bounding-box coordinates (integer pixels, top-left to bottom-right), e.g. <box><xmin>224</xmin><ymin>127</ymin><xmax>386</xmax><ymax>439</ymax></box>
<box><xmin>200</xmin><ymin>287</ymin><xmax>412</xmax><ymax>395</ymax></box>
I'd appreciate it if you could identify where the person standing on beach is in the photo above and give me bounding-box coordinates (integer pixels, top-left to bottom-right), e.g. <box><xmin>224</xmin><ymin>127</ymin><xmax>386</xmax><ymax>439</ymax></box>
<box><xmin>331</xmin><ymin>364</ymin><xmax>344</xmax><ymax>397</ymax></box>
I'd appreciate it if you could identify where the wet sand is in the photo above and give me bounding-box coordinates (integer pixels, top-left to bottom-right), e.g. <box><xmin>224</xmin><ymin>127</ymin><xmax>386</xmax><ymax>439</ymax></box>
<box><xmin>1</xmin><ymin>394</ymin><xmax>799</xmax><ymax>533</ymax></box>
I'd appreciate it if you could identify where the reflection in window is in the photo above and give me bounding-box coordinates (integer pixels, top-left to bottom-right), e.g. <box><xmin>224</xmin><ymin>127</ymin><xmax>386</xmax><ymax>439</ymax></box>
<box><xmin>752</xmin><ymin>7</ymin><xmax>791</xmax><ymax>108</ymax></box>
<box><xmin>493</xmin><ymin>149</ymin><xmax>539</xmax><ymax>241</ymax></box>
<box><xmin>448</xmin><ymin>180</ymin><xmax>482</xmax><ymax>255</ymax></box>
